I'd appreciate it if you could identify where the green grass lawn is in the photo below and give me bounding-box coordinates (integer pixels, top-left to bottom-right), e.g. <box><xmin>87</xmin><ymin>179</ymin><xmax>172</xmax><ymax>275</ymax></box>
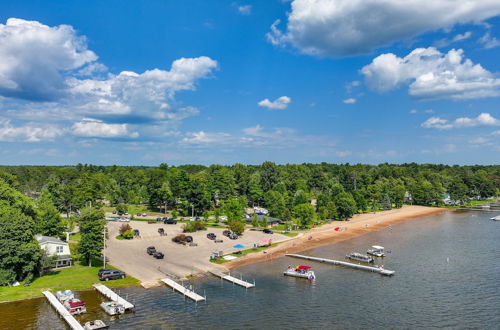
<box><xmin>210</xmin><ymin>242</ymin><xmax>280</xmax><ymax>264</ymax></box>
<box><xmin>0</xmin><ymin>264</ymin><xmax>139</xmax><ymax>302</ymax></box>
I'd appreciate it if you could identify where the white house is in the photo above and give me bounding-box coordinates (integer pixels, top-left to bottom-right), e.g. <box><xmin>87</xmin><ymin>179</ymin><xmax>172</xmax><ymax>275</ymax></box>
<box><xmin>35</xmin><ymin>234</ymin><xmax>72</xmax><ymax>268</ymax></box>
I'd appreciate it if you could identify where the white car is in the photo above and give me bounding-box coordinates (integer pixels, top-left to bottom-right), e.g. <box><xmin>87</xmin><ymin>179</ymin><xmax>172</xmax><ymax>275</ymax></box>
<box><xmin>218</xmin><ymin>216</ymin><xmax>228</xmax><ymax>221</ymax></box>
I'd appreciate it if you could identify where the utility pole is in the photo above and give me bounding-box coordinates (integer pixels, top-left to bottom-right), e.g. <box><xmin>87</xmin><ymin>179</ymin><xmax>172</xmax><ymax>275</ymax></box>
<box><xmin>103</xmin><ymin>226</ymin><xmax>106</xmax><ymax>269</ymax></box>
<box><xmin>191</xmin><ymin>203</ymin><xmax>194</xmax><ymax>218</ymax></box>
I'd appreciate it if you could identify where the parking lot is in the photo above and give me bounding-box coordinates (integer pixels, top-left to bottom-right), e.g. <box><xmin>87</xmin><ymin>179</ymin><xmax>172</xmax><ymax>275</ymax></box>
<box><xmin>105</xmin><ymin>220</ymin><xmax>289</xmax><ymax>284</ymax></box>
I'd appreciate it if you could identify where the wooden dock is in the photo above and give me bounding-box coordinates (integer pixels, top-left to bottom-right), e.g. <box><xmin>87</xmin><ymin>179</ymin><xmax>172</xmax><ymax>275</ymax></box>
<box><xmin>93</xmin><ymin>283</ymin><xmax>135</xmax><ymax>310</ymax></box>
<box><xmin>209</xmin><ymin>271</ymin><xmax>255</xmax><ymax>288</ymax></box>
<box><xmin>42</xmin><ymin>291</ymin><xmax>84</xmax><ymax>330</ymax></box>
<box><xmin>286</xmin><ymin>254</ymin><xmax>395</xmax><ymax>276</ymax></box>
<box><xmin>160</xmin><ymin>278</ymin><xmax>206</xmax><ymax>302</ymax></box>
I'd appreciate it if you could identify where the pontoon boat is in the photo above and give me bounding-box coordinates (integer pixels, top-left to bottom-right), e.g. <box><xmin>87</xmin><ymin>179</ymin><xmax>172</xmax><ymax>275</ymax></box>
<box><xmin>100</xmin><ymin>301</ymin><xmax>125</xmax><ymax>315</ymax></box>
<box><xmin>283</xmin><ymin>265</ymin><xmax>316</xmax><ymax>280</ymax></box>
<box><xmin>346</xmin><ymin>252</ymin><xmax>374</xmax><ymax>263</ymax></box>
<box><xmin>367</xmin><ymin>245</ymin><xmax>385</xmax><ymax>257</ymax></box>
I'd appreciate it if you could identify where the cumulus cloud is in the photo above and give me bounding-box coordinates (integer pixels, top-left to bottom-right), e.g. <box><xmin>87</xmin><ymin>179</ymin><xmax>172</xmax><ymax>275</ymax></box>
<box><xmin>181</xmin><ymin>131</ymin><xmax>231</xmax><ymax>145</ymax></box>
<box><xmin>434</xmin><ymin>31</ymin><xmax>472</xmax><ymax>48</ymax></box>
<box><xmin>267</xmin><ymin>0</ymin><xmax>500</xmax><ymax>57</ymax></box>
<box><xmin>258</xmin><ymin>96</ymin><xmax>291</xmax><ymax>110</ymax></box>
<box><xmin>0</xmin><ymin>18</ymin><xmax>219</xmax><ymax>143</ymax></box>
<box><xmin>361</xmin><ymin>47</ymin><xmax>500</xmax><ymax>100</ymax></box>
<box><xmin>342</xmin><ymin>98</ymin><xmax>357</xmax><ymax>104</ymax></box>
<box><xmin>421</xmin><ymin>113</ymin><xmax>500</xmax><ymax>130</ymax></box>
<box><xmin>0</xmin><ymin>18</ymin><xmax>97</xmax><ymax>101</ymax></box>
<box><xmin>71</xmin><ymin>118</ymin><xmax>138</xmax><ymax>138</ymax></box>
<box><xmin>68</xmin><ymin>56</ymin><xmax>218</xmax><ymax>120</ymax></box>
<box><xmin>0</xmin><ymin>119</ymin><xmax>62</xmax><ymax>142</ymax></box>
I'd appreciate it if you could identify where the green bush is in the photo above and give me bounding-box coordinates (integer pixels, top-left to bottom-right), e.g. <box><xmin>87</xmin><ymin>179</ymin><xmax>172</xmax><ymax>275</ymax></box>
<box><xmin>182</xmin><ymin>221</ymin><xmax>206</xmax><ymax>233</ymax></box>
<box><xmin>122</xmin><ymin>229</ymin><xmax>134</xmax><ymax>239</ymax></box>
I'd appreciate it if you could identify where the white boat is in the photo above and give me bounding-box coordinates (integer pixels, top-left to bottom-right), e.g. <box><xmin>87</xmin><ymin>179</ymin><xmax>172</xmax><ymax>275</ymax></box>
<box><xmin>283</xmin><ymin>265</ymin><xmax>316</xmax><ymax>280</ymax></box>
<box><xmin>490</xmin><ymin>215</ymin><xmax>500</xmax><ymax>221</ymax></box>
<box><xmin>84</xmin><ymin>320</ymin><xmax>109</xmax><ymax>330</ymax></box>
<box><xmin>56</xmin><ymin>290</ymin><xmax>86</xmax><ymax>315</ymax></box>
<box><xmin>55</xmin><ymin>289</ymin><xmax>74</xmax><ymax>302</ymax></box>
<box><xmin>367</xmin><ymin>245</ymin><xmax>385</xmax><ymax>257</ymax></box>
<box><xmin>100</xmin><ymin>301</ymin><xmax>125</xmax><ymax>315</ymax></box>
<box><xmin>346</xmin><ymin>252</ymin><xmax>374</xmax><ymax>263</ymax></box>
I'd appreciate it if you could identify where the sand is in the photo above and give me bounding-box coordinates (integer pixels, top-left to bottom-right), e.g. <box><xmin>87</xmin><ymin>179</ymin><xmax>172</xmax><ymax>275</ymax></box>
<box><xmin>225</xmin><ymin>205</ymin><xmax>448</xmax><ymax>270</ymax></box>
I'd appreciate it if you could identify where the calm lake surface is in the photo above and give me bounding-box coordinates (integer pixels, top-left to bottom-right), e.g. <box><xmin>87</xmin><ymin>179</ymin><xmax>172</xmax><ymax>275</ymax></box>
<box><xmin>1</xmin><ymin>211</ymin><xmax>499</xmax><ymax>329</ymax></box>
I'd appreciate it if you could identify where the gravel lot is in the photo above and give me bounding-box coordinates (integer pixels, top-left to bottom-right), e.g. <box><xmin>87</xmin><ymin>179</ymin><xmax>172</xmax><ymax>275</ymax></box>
<box><xmin>105</xmin><ymin>220</ymin><xmax>289</xmax><ymax>284</ymax></box>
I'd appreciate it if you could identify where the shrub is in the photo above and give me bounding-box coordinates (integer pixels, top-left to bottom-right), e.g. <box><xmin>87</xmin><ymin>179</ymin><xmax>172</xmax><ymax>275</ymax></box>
<box><xmin>182</xmin><ymin>221</ymin><xmax>206</xmax><ymax>233</ymax></box>
<box><xmin>119</xmin><ymin>223</ymin><xmax>132</xmax><ymax>235</ymax></box>
<box><xmin>122</xmin><ymin>230</ymin><xmax>134</xmax><ymax>239</ymax></box>
<box><xmin>228</xmin><ymin>220</ymin><xmax>245</xmax><ymax>235</ymax></box>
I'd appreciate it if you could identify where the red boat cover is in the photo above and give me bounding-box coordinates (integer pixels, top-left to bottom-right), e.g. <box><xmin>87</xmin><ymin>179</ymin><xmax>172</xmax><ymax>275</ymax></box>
<box><xmin>67</xmin><ymin>299</ymin><xmax>86</xmax><ymax>307</ymax></box>
<box><xmin>296</xmin><ymin>265</ymin><xmax>311</xmax><ymax>270</ymax></box>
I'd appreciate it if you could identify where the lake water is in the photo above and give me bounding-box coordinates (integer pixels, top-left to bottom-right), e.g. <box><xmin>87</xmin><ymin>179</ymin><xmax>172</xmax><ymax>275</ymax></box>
<box><xmin>1</xmin><ymin>211</ymin><xmax>499</xmax><ymax>329</ymax></box>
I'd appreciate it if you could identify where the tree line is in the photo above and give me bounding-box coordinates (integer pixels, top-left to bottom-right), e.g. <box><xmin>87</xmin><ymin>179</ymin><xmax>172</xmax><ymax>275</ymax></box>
<box><xmin>0</xmin><ymin>162</ymin><xmax>499</xmax><ymax>284</ymax></box>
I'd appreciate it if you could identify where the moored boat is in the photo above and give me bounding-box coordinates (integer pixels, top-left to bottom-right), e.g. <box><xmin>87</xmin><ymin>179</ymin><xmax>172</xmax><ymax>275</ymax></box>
<box><xmin>100</xmin><ymin>301</ymin><xmax>125</xmax><ymax>315</ymax></box>
<box><xmin>490</xmin><ymin>215</ymin><xmax>500</xmax><ymax>221</ymax></box>
<box><xmin>346</xmin><ymin>252</ymin><xmax>374</xmax><ymax>263</ymax></box>
<box><xmin>84</xmin><ymin>320</ymin><xmax>109</xmax><ymax>330</ymax></box>
<box><xmin>283</xmin><ymin>265</ymin><xmax>316</xmax><ymax>280</ymax></box>
<box><xmin>367</xmin><ymin>245</ymin><xmax>385</xmax><ymax>257</ymax></box>
<box><xmin>63</xmin><ymin>298</ymin><xmax>87</xmax><ymax>315</ymax></box>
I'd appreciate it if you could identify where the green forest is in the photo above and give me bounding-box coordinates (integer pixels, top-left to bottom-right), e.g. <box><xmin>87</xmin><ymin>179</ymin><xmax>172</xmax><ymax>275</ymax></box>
<box><xmin>1</xmin><ymin>162</ymin><xmax>499</xmax><ymax>285</ymax></box>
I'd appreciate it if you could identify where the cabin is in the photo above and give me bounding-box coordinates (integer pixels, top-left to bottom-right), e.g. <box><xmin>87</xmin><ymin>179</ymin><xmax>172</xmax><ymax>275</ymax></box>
<box><xmin>35</xmin><ymin>234</ymin><xmax>72</xmax><ymax>268</ymax></box>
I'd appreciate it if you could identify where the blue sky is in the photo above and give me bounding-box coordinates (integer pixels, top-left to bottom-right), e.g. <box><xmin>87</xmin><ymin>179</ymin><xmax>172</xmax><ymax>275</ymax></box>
<box><xmin>0</xmin><ymin>0</ymin><xmax>499</xmax><ymax>165</ymax></box>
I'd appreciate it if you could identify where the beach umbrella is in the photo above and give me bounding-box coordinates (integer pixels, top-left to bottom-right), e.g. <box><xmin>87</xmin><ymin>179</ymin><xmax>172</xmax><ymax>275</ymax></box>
<box><xmin>233</xmin><ymin>244</ymin><xmax>245</xmax><ymax>249</ymax></box>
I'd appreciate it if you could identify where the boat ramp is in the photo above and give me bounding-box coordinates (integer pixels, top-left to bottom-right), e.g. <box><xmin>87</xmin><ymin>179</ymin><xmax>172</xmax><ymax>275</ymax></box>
<box><xmin>160</xmin><ymin>278</ymin><xmax>206</xmax><ymax>302</ymax></box>
<box><xmin>286</xmin><ymin>254</ymin><xmax>395</xmax><ymax>276</ymax></box>
<box><xmin>209</xmin><ymin>271</ymin><xmax>255</xmax><ymax>288</ymax></box>
<box><xmin>42</xmin><ymin>291</ymin><xmax>84</xmax><ymax>330</ymax></box>
<box><xmin>93</xmin><ymin>283</ymin><xmax>135</xmax><ymax>310</ymax></box>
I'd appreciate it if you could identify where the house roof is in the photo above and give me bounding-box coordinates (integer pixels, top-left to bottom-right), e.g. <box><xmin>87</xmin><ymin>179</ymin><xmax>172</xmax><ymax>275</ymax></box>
<box><xmin>35</xmin><ymin>234</ymin><xmax>67</xmax><ymax>245</ymax></box>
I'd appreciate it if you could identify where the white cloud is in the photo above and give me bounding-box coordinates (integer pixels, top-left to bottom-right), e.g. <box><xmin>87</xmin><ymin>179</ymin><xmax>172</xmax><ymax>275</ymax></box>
<box><xmin>409</xmin><ymin>109</ymin><xmax>418</xmax><ymax>114</ymax></box>
<box><xmin>71</xmin><ymin>118</ymin><xmax>138</xmax><ymax>138</ymax></box>
<box><xmin>0</xmin><ymin>119</ymin><xmax>62</xmax><ymax>142</ymax></box>
<box><xmin>258</xmin><ymin>96</ymin><xmax>291</xmax><ymax>110</ymax></box>
<box><xmin>237</xmin><ymin>5</ymin><xmax>252</xmax><ymax>15</ymax></box>
<box><xmin>479</xmin><ymin>32</ymin><xmax>500</xmax><ymax>49</ymax></box>
<box><xmin>0</xmin><ymin>18</ymin><xmax>97</xmax><ymax>101</ymax></box>
<box><xmin>421</xmin><ymin>117</ymin><xmax>453</xmax><ymax>130</ymax></box>
<box><xmin>421</xmin><ymin>113</ymin><xmax>500</xmax><ymax>130</ymax></box>
<box><xmin>342</xmin><ymin>98</ymin><xmax>357</xmax><ymax>104</ymax></box>
<box><xmin>181</xmin><ymin>131</ymin><xmax>231</xmax><ymax>144</ymax></box>
<box><xmin>267</xmin><ymin>0</ymin><xmax>500</xmax><ymax>57</ymax></box>
<box><xmin>434</xmin><ymin>31</ymin><xmax>472</xmax><ymax>48</ymax></box>
<box><xmin>361</xmin><ymin>47</ymin><xmax>500</xmax><ymax>100</ymax></box>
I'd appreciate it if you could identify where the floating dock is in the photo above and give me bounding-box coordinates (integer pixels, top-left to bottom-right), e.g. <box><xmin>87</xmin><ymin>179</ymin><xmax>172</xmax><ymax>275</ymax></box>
<box><xmin>209</xmin><ymin>271</ymin><xmax>255</xmax><ymax>288</ymax></box>
<box><xmin>42</xmin><ymin>291</ymin><xmax>84</xmax><ymax>330</ymax></box>
<box><xmin>160</xmin><ymin>278</ymin><xmax>206</xmax><ymax>302</ymax></box>
<box><xmin>93</xmin><ymin>283</ymin><xmax>135</xmax><ymax>310</ymax></box>
<box><xmin>286</xmin><ymin>254</ymin><xmax>395</xmax><ymax>276</ymax></box>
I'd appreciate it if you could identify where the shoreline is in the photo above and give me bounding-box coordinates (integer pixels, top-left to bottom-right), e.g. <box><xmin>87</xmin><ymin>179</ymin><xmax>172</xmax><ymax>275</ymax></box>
<box><xmin>224</xmin><ymin>205</ymin><xmax>449</xmax><ymax>270</ymax></box>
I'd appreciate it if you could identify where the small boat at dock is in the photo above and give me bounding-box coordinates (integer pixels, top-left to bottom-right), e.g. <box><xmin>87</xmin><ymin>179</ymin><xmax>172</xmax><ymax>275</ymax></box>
<box><xmin>367</xmin><ymin>245</ymin><xmax>385</xmax><ymax>257</ymax></box>
<box><xmin>84</xmin><ymin>320</ymin><xmax>109</xmax><ymax>330</ymax></box>
<box><xmin>346</xmin><ymin>252</ymin><xmax>374</xmax><ymax>263</ymax></box>
<box><xmin>490</xmin><ymin>215</ymin><xmax>500</xmax><ymax>221</ymax></box>
<box><xmin>284</xmin><ymin>265</ymin><xmax>316</xmax><ymax>280</ymax></box>
<box><xmin>100</xmin><ymin>301</ymin><xmax>125</xmax><ymax>315</ymax></box>
<box><xmin>56</xmin><ymin>290</ymin><xmax>87</xmax><ymax>315</ymax></box>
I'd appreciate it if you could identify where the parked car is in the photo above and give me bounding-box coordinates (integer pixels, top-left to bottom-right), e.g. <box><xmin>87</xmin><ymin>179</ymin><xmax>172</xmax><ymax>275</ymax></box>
<box><xmin>156</xmin><ymin>217</ymin><xmax>163</xmax><ymax>222</ymax></box>
<box><xmin>207</xmin><ymin>233</ymin><xmax>216</xmax><ymax>240</ymax></box>
<box><xmin>164</xmin><ymin>218</ymin><xmax>177</xmax><ymax>224</ymax></box>
<box><xmin>146</xmin><ymin>246</ymin><xmax>156</xmax><ymax>255</ymax></box>
<box><xmin>153</xmin><ymin>252</ymin><xmax>164</xmax><ymax>259</ymax></box>
<box><xmin>219</xmin><ymin>216</ymin><xmax>228</xmax><ymax>221</ymax></box>
<box><xmin>98</xmin><ymin>269</ymin><xmax>126</xmax><ymax>281</ymax></box>
<box><xmin>222</xmin><ymin>230</ymin><xmax>231</xmax><ymax>237</ymax></box>
<box><xmin>195</xmin><ymin>217</ymin><xmax>201</xmax><ymax>221</ymax></box>
<box><xmin>228</xmin><ymin>233</ymin><xmax>238</xmax><ymax>240</ymax></box>
<box><xmin>189</xmin><ymin>217</ymin><xmax>195</xmax><ymax>221</ymax></box>
<box><xmin>263</xmin><ymin>229</ymin><xmax>274</xmax><ymax>234</ymax></box>
<box><xmin>185</xmin><ymin>235</ymin><xmax>193</xmax><ymax>243</ymax></box>
<box><xmin>142</xmin><ymin>213</ymin><xmax>147</xmax><ymax>216</ymax></box>
<box><xmin>136</xmin><ymin>213</ymin><xmax>142</xmax><ymax>217</ymax></box>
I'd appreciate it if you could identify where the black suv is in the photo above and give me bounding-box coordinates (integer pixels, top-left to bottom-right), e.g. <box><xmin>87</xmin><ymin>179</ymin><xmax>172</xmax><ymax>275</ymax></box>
<box><xmin>153</xmin><ymin>252</ymin><xmax>164</xmax><ymax>259</ymax></box>
<box><xmin>263</xmin><ymin>229</ymin><xmax>273</xmax><ymax>234</ymax></box>
<box><xmin>207</xmin><ymin>233</ymin><xmax>216</xmax><ymax>240</ymax></box>
<box><xmin>164</xmin><ymin>218</ymin><xmax>177</xmax><ymax>224</ymax></box>
<box><xmin>147</xmin><ymin>246</ymin><xmax>156</xmax><ymax>255</ymax></box>
<box><xmin>98</xmin><ymin>269</ymin><xmax>126</xmax><ymax>281</ymax></box>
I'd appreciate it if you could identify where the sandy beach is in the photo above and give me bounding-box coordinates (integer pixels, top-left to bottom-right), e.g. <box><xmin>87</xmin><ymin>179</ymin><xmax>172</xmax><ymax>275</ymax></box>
<box><xmin>225</xmin><ymin>205</ymin><xmax>448</xmax><ymax>270</ymax></box>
